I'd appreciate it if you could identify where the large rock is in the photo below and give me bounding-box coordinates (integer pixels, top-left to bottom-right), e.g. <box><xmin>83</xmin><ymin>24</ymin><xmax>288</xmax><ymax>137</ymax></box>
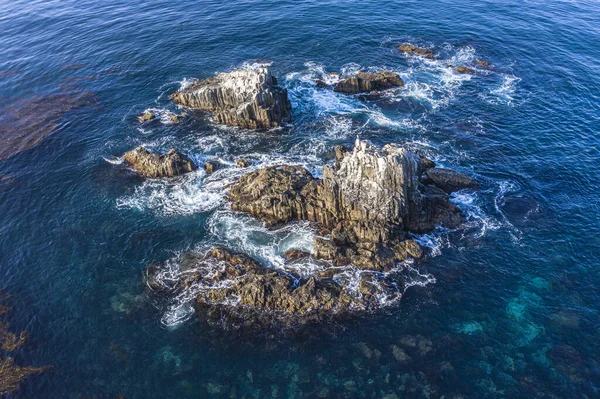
<box><xmin>230</xmin><ymin>139</ymin><xmax>470</xmax><ymax>270</ymax></box>
<box><xmin>123</xmin><ymin>147</ymin><xmax>196</xmax><ymax>178</ymax></box>
<box><xmin>170</xmin><ymin>67</ymin><xmax>292</xmax><ymax>129</ymax></box>
<box><xmin>334</xmin><ymin>71</ymin><xmax>404</xmax><ymax>94</ymax></box>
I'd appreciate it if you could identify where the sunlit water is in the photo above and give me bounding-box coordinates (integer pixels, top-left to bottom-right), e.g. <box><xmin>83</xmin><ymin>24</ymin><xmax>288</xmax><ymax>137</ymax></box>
<box><xmin>1</xmin><ymin>0</ymin><xmax>599</xmax><ymax>397</ymax></box>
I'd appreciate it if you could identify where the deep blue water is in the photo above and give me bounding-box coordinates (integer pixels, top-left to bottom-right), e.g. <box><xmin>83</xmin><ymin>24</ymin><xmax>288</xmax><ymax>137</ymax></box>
<box><xmin>1</xmin><ymin>0</ymin><xmax>600</xmax><ymax>397</ymax></box>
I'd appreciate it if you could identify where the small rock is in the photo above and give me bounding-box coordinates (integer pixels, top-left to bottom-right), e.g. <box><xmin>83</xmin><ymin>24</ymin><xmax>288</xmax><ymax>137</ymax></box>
<box><xmin>398</xmin><ymin>45</ymin><xmax>436</xmax><ymax>59</ymax></box>
<box><xmin>123</xmin><ymin>147</ymin><xmax>196</xmax><ymax>178</ymax></box>
<box><xmin>334</xmin><ymin>71</ymin><xmax>404</xmax><ymax>94</ymax></box>
<box><xmin>204</xmin><ymin>161</ymin><xmax>219</xmax><ymax>175</ymax></box>
<box><xmin>315</xmin><ymin>79</ymin><xmax>329</xmax><ymax>88</ymax></box>
<box><xmin>455</xmin><ymin>66</ymin><xmax>475</xmax><ymax>74</ymax></box>
<box><xmin>236</xmin><ymin>158</ymin><xmax>250</xmax><ymax>168</ymax></box>
<box><xmin>138</xmin><ymin>111</ymin><xmax>155</xmax><ymax>123</ymax></box>
<box><xmin>475</xmin><ymin>60</ymin><xmax>490</xmax><ymax>67</ymax></box>
<box><xmin>169</xmin><ymin>113</ymin><xmax>187</xmax><ymax>123</ymax></box>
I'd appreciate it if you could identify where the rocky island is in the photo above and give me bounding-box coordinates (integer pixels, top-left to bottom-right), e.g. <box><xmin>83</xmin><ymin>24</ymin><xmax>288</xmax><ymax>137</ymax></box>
<box><xmin>170</xmin><ymin>67</ymin><xmax>292</xmax><ymax>129</ymax></box>
<box><xmin>146</xmin><ymin>139</ymin><xmax>478</xmax><ymax>328</ymax></box>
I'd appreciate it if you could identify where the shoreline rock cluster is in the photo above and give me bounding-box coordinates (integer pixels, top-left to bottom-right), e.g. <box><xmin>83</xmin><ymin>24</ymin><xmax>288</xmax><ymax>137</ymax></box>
<box><xmin>145</xmin><ymin>139</ymin><xmax>478</xmax><ymax>326</ymax></box>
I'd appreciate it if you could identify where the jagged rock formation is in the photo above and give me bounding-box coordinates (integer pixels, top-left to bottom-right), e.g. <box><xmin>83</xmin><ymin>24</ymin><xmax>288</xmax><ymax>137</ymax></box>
<box><xmin>229</xmin><ymin>139</ymin><xmax>471</xmax><ymax>270</ymax></box>
<box><xmin>170</xmin><ymin>67</ymin><xmax>292</xmax><ymax>129</ymax></box>
<box><xmin>334</xmin><ymin>71</ymin><xmax>404</xmax><ymax>94</ymax></box>
<box><xmin>123</xmin><ymin>147</ymin><xmax>196</xmax><ymax>178</ymax></box>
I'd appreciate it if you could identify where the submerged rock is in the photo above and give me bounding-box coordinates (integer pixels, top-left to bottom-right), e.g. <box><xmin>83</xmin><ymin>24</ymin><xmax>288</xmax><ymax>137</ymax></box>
<box><xmin>425</xmin><ymin>168</ymin><xmax>478</xmax><ymax>193</ymax></box>
<box><xmin>334</xmin><ymin>71</ymin><xmax>404</xmax><ymax>94</ymax></box>
<box><xmin>475</xmin><ymin>60</ymin><xmax>491</xmax><ymax>67</ymax></box>
<box><xmin>123</xmin><ymin>147</ymin><xmax>196</xmax><ymax>178</ymax></box>
<box><xmin>170</xmin><ymin>67</ymin><xmax>292</xmax><ymax>129</ymax></box>
<box><xmin>0</xmin><ymin>287</ymin><xmax>50</xmax><ymax>396</ymax></box>
<box><xmin>0</xmin><ymin>358</ymin><xmax>49</xmax><ymax>396</ymax></box>
<box><xmin>230</xmin><ymin>139</ymin><xmax>470</xmax><ymax>269</ymax></box>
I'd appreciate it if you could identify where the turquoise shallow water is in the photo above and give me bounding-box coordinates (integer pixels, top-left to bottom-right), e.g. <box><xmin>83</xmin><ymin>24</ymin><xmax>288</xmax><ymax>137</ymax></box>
<box><xmin>1</xmin><ymin>0</ymin><xmax>600</xmax><ymax>397</ymax></box>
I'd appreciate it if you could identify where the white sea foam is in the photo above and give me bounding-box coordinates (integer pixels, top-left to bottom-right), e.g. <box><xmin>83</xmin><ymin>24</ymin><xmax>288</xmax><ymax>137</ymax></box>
<box><xmin>206</xmin><ymin>210</ymin><xmax>315</xmax><ymax>270</ymax></box>
<box><xmin>103</xmin><ymin>155</ymin><xmax>124</xmax><ymax>165</ymax></box>
<box><xmin>489</xmin><ymin>75</ymin><xmax>521</xmax><ymax>105</ymax></box>
<box><xmin>240</xmin><ymin>60</ymin><xmax>274</xmax><ymax>70</ymax></box>
<box><xmin>116</xmin><ymin>170</ymin><xmax>224</xmax><ymax>216</ymax></box>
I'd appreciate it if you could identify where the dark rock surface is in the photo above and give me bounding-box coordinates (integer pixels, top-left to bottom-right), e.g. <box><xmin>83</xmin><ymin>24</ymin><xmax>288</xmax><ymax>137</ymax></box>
<box><xmin>170</xmin><ymin>67</ymin><xmax>292</xmax><ymax>129</ymax></box>
<box><xmin>123</xmin><ymin>147</ymin><xmax>196</xmax><ymax>178</ymax></box>
<box><xmin>145</xmin><ymin>248</ymin><xmax>360</xmax><ymax>327</ymax></box>
<box><xmin>334</xmin><ymin>71</ymin><xmax>404</xmax><ymax>94</ymax></box>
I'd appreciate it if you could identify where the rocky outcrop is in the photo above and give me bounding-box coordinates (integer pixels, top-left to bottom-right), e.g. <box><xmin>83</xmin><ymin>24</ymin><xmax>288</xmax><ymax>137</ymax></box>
<box><xmin>170</xmin><ymin>67</ymin><xmax>292</xmax><ymax>129</ymax></box>
<box><xmin>425</xmin><ymin>168</ymin><xmax>478</xmax><ymax>193</ymax></box>
<box><xmin>334</xmin><ymin>71</ymin><xmax>404</xmax><ymax>94</ymax></box>
<box><xmin>145</xmin><ymin>248</ymin><xmax>361</xmax><ymax>327</ymax></box>
<box><xmin>123</xmin><ymin>147</ymin><xmax>196</xmax><ymax>178</ymax></box>
<box><xmin>229</xmin><ymin>139</ymin><xmax>472</xmax><ymax>270</ymax></box>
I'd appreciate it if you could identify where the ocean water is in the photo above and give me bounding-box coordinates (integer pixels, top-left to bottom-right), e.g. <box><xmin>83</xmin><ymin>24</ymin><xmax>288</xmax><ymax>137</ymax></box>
<box><xmin>1</xmin><ymin>0</ymin><xmax>599</xmax><ymax>397</ymax></box>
